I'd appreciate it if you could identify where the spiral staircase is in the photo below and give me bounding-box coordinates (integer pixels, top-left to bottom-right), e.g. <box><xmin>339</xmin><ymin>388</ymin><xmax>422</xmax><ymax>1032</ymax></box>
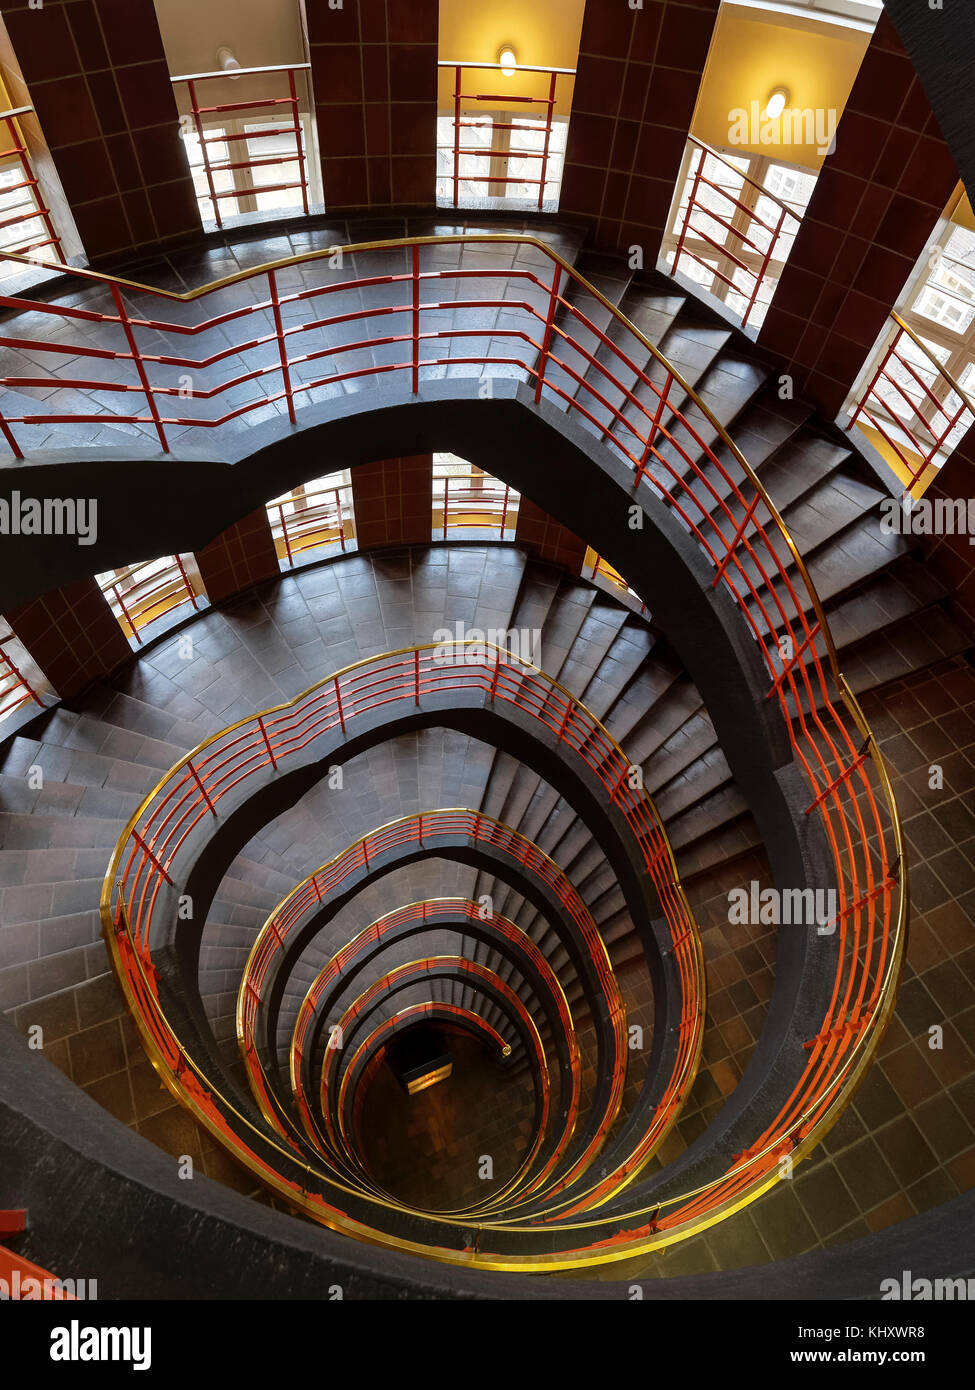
<box><xmin>0</xmin><ymin>211</ymin><xmax>973</xmax><ymax>1297</ymax></box>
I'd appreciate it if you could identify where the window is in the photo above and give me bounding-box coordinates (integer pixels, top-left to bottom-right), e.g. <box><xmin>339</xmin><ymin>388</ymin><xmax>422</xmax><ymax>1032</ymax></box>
<box><xmin>584</xmin><ymin>550</ymin><xmax>645</xmax><ymax>610</ymax></box>
<box><xmin>433</xmin><ymin>455</ymin><xmax>520</xmax><ymax>539</ymax></box>
<box><xmin>0</xmin><ymin>620</ymin><xmax>49</xmax><ymax>722</ymax></box>
<box><xmin>436</xmin><ymin>62</ymin><xmax>572</xmax><ymax>212</ymax></box>
<box><xmin>267</xmin><ymin>471</ymin><xmax>355</xmax><ymax>569</ymax></box>
<box><xmin>0</xmin><ymin>107</ymin><xmax>68</xmax><ymax>281</ymax></box>
<box><xmin>180</xmin><ymin>113</ymin><xmax>315</xmax><ymax>227</ymax></box>
<box><xmin>847</xmin><ymin>219</ymin><xmax>975</xmax><ymax>488</ymax></box>
<box><xmin>97</xmin><ymin>556</ymin><xmax>204</xmax><ymax>644</ymax></box>
<box><xmin>437</xmin><ymin>113</ymin><xmax>497</xmax><ymax>204</ymax></box>
<box><xmin>662</xmin><ymin>142</ymin><xmax>817</xmax><ymax>330</ymax></box>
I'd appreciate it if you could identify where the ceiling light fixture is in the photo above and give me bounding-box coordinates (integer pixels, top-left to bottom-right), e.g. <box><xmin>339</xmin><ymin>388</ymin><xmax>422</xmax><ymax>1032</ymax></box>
<box><xmin>765</xmin><ymin>87</ymin><xmax>789</xmax><ymax>120</ymax></box>
<box><xmin>215</xmin><ymin>46</ymin><xmax>242</xmax><ymax>79</ymax></box>
<box><xmin>498</xmin><ymin>45</ymin><xmax>517</xmax><ymax>77</ymax></box>
<box><xmin>216</xmin><ymin>45</ymin><xmax>242</xmax><ymax>80</ymax></box>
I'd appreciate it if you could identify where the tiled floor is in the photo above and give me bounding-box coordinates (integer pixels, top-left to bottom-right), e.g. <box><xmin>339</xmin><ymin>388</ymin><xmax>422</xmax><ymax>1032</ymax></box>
<box><xmin>357</xmin><ymin>1034</ymin><xmax>536</xmax><ymax>1211</ymax></box>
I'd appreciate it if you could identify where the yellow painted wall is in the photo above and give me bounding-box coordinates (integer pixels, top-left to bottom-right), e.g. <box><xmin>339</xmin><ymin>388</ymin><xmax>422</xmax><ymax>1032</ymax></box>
<box><xmin>152</xmin><ymin>0</ymin><xmax>307</xmax><ymax>110</ymax></box>
<box><xmin>950</xmin><ymin>188</ymin><xmax>975</xmax><ymax>231</ymax></box>
<box><xmin>691</xmin><ymin>4</ymin><xmax>870</xmax><ymax>171</ymax></box>
<box><xmin>438</xmin><ymin>0</ymin><xmax>585</xmax><ymax>117</ymax></box>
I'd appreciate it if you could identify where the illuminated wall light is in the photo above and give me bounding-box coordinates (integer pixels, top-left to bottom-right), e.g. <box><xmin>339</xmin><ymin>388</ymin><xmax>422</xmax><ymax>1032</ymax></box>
<box><xmin>765</xmin><ymin>87</ymin><xmax>790</xmax><ymax>120</ymax></box>
<box><xmin>406</xmin><ymin>1062</ymin><xmax>453</xmax><ymax>1095</ymax></box>
<box><xmin>216</xmin><ymin>45</ymin><xmax>242</xmax><ymax>80</ymax></box>
<box><xmin>498</xmin><ymin>45</ymin><xmax>518</xmax><ymax>77</ymax></box>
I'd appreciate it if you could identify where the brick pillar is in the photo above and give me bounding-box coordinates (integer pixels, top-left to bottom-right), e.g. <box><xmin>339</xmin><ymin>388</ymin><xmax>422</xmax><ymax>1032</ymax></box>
<box><xmin>560</xmin><ymin>0</ymin><xmax>719</xmax><ymax>257</ymax></box>
<box><xmin>192</xmin><ymin>508</ymin><xmax>281</xmax><ymax>607</ymax></box>
<box><xmin>6</xmin><ymin>576</ymin><xmax>130</xmax><ymax>697</ymax></box>
<box><xmin>352</xmin><ymin>456</ymin><xmax>432</xmax><ymax>549</ymax></box>
<box><xmin>302</xmin><ymin>0</ymin><xmax>438</xmax><ymax>212</ymax></box>
<box><xmin>758</xmin><ymin>12</ymin><xmax>959</xmax><ymax>417</ymax></box>
<box><xmin>514</xmin><ymin>497</ymin><xmax>588</xmax><ymax>572</ymax></box>
<box><xmin>0</xmin><ymin>0</ymin><xmax>200</xmax><ymax>261</ymax></box>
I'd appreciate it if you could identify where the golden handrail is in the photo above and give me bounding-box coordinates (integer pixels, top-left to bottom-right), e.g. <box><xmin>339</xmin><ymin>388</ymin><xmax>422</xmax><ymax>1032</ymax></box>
<box><xmin>81</xmin><ymin>232</ymin><xmax>905</xmax><ymax>1270</ymax></box>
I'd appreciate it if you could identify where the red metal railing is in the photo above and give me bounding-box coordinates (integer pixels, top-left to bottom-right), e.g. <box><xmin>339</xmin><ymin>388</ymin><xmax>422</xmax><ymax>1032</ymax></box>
<box><xmin>98</xmin><ymin>555</ymin><xmax>200</xmax><ymax>644</ymax></box>
<box><xmin>671</xmin><ymin>137</ymin><xmax>802</xmax><ymax>330</ymax></box>
<box><xmin>238</xmin><ymin>807</ymin><xmax>677</xmax><ymax>1210</ymax></box>
<box><xmin>588</xmin><ymin>553</ymin><xmax>648</xmax><ymax>614</ymax></box>
<box><xmin>0</xmin><ymin>630</ymin><xmax>40</xmax><ymax>721</ymax></box>
<box><xmin>0</xmin><ymin>106</ymin><xmax>66</xmax><ymax>267</ymax></box>
<box><xmin>107</xmin><ymin>638</ymin><xmax>702</xmax><ymax>1203</ymax></box>
<box><xmin>328</xmin><ymin>956</ymin><xmax>551</xmax><ymax>1190</ymax></box>
<box><xmin>436</xmin><ymin>469</ymin><xmax>517</xmax><ymax>538</ymax></box>
<box><xmin>173</xmin><ymin>62</ymin><xmax>312</xmax><ymax>229</ymax></box>
<box><xmin>287</xmin><ymin>897</ymin><xmax>581</xmax><ymax>1201</ymax></box>
<box><xmin>0</xmin><ymin>1208</ymin><xmax>73</xmax><ymax>1299</ymax></box>
<box><xmin>440</xmin><ymin>60</ymin><xmax>573</xmax><ymax>210</ymax></box>
<box><xmin>268</xmin><ymin>480</ymin><xmax>353</xmax><ymax>567</ymax></box>
<box><xmin>90</xmin><ymin>234</ymin><xmax>904</xmax><ymax>1264</ymax></box>
<box><xmin>847</xmin><ymin>312</ymin><xmax>975</xmax><ymax>497</ymax></box>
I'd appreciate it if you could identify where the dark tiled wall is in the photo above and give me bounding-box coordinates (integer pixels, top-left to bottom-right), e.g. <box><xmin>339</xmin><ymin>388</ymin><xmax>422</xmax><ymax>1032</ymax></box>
<box><xmin>6</xmin><ymin>967</ymin><xmax>270</xmax><ymax>1202</ymax></box>
<box><xmin>302</xmin><ymin>0</ymin><xmax>438</xmax><ymax>211</ymax></box>
<box><xmin>514</xmin><ymin>496</ymin><xmax>588</xmax><ymax>573</ymax></box>
<box><xmin>758</xmin><ymin>12</ymin><xmax>959</xmax><ymax>418</ymax></box>
<box><xmin>7</xmin><ymin>577</ymin><xmax>129</xmax><ymax>698</ymax></box>
<box><xmin>920</xmin><ymin>437</ymin><xmax>975</xmax><ymax>641</ymax></box>
<box><xmin>560</xmin><ymin>0</ymin><xmax>720</xmax><ymax>257</ymax></box>
<box><xmin>0</xmin><ymin>0</ymin><xmax>200</xmax><ymax>260</ymax></box>
<box><xmin>352</xmin><ymin>455</ymin><xmax>433</xmax><ymax>549</ymax></box>
<box><xmin>192</xmin><ymin>509</ymin><xmax>281</xmax><ymax>608</ymax></box>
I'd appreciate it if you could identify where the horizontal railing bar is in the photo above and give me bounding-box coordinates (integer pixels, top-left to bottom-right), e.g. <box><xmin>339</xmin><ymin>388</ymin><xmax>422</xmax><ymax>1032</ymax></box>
<box><xmin>171</xmin><ymin>63</ymin><xmax>312</xmax><ymax>82</ymax></box>
<box><xmin>440</xmin><ymin>59</ymin><xmax>576</xmax><ymax>75</ymax></box>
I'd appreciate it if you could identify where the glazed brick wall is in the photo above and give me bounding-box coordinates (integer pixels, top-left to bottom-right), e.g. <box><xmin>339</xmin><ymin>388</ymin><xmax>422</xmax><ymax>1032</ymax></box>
<box><xmin>560</xmin><ymin>0</ymin><xmax>720</xmax><ymax>257</ymax></box>
<box><xmin>6</xmin><ymin>576</ymin><xmax>129</xmax><ymax>697</ymax></box>
<box><xmin>0</xmin><ymin>0</ymin><xmax>200</xmax><ymax>260</ymax></box>
<box><xmin>302</xmin><ymin>0</ymin><xmax>438</xmax><ymax>211</ymax></box>
<box><xmin>514</xmin><ymin>496</ymin><xmax>588</xmax><ymax>573</ymax></box>
<box><xmin>352</xmin><ymin>455</ymin><xmax>433</xmax><ymax>549</ymax></box>
<box><xmin>192</xmin><ymin>508</ymin><xmax>281</xmax><ymax>608</ymax></box>
<box><xmin>918</xmin><ymin>432</ymin><xmax>975</xmax><ymax>640</ymax></box>
<box><xmin>758</xmin><ymin>11</ymin><xmax>959</xmax><ymax>418</ymax></box>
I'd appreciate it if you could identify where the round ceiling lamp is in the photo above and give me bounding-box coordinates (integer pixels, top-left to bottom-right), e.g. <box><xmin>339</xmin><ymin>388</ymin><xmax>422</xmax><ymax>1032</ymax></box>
<box><xmin>498</xmin><ymin>45</ymin><xmax>518</xmax><ymax>77</ymax></box>
<box><xmin>765</xmin><ymin>87</ymin><xmax>790</xmax><ymax>119</ymax></box>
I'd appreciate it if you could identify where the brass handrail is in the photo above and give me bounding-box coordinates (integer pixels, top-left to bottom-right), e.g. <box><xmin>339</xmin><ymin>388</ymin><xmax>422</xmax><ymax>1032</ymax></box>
<box><xmin>285</xmin><ymin>895</ymin><xmax>580</xmax><ymax>1218</ymax></box>
<box><xmin>85</xmin><ymin>232</ymin><xmax>905</xmax><ymax>1270</ymax></box>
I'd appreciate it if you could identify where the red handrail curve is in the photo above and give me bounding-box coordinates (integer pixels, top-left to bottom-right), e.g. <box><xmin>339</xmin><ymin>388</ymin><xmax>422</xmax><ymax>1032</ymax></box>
<box><xmin>99</xmin><ymin>555</ymin><xmax>199</xmax><ymax>644</ymax></box>
<box><xmin>346</xmin><ymin>1002</ymin><xmax>511</xmax><ymax>1189</ymax></box>
<box><xmin>271</xmin><ymin>483</ymin><xmax>350</xmax><ymax>565</ymax></box>
<box><xmin>325</xmin><ymin>957</ymin><xmax>550</xmax><ymax>1202</ymax></box>
<box><xmin>236</xmin><ymin>808</ymin><xmax>632</xmax><ymax>1202</ymax></box>
<box><xmin>81</xmin><ymin>233</ymin><xmax>904</xmax><ymax>1266</ymax></box>
<box><xmin>286</xmin><ymin>897</ymin><xmax>582</xmax><ymax>1205</ymax></box>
